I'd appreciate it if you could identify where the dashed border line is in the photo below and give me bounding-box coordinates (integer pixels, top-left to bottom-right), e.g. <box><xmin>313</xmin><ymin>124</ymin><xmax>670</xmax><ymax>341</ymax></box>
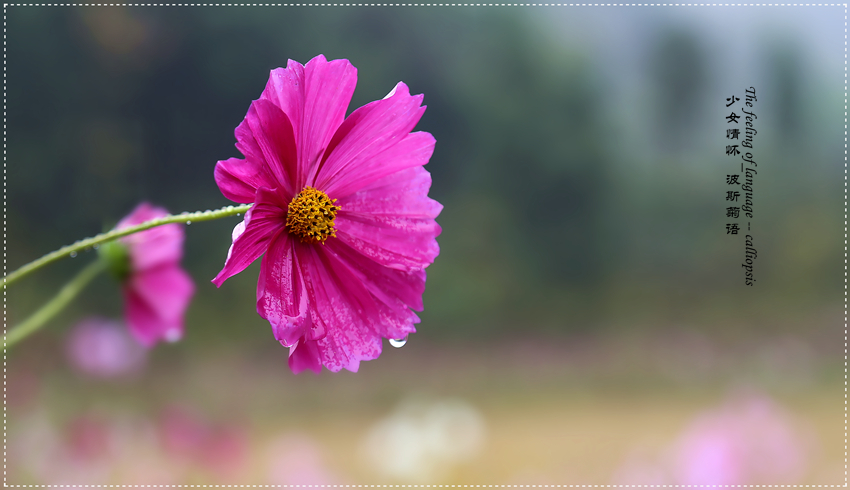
<box><xmin>0</xmin><ymin>3</ymin><xmax>845</xmax><ymax>5</ymax></box>
<box><xmin>2</xmin><ymin>2</ymin><xmax>848</xmax><ymax>489</ymax></box>
<box><xmin>845</xmin><ymin>2</ymin><xmax>848</xmax><ymax>488</ymax></box>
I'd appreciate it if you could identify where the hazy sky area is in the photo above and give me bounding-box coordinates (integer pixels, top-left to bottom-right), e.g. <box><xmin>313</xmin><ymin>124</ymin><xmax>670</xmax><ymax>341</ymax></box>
<box><xmin>533</xmin><ymin>6</ymin><xmax>844</xmax><ymax>164</ymax></box>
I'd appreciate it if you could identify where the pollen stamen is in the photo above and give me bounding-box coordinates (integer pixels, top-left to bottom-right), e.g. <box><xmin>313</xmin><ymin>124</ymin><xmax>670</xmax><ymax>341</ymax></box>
<box><xmin>285</xmin><ymin>186</ymin><xmax>341</xmax><ymax>244</ymax></box>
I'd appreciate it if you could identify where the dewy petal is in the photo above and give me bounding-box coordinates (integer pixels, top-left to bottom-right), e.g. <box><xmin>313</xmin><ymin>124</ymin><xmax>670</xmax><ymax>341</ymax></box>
<box><xmin>335</xmin><ymin>166</ymin><xmax>442</xmax><ymax>272</ymax></box>
<box><xmin>117</xmin><ymin>203</ymin><xmax>185</xmax><ymax>270</ymax></box>
<box><xmin>327</xmin><ymin>238</ymin><xmax>425</xmax><ymax>312</ymax></box>
<box><xmin>323</xmin><ymin>240</ymin><xmax>422</xmax><ymax>340</ymax></box>
<box><xmin>214</xmin><ymin>157</ymin><xmax>275</xmax><ymax>204</ymax></box>
<box><xmin>211</xmin><ymin>187</ymin><xmax>288</xmax><ymax>287</ymax></box>
<box><xmin>315</xmin><ymin>82</ymin><xmax>428</xmax><ymax>197</ymax></box>
<box><xmin>261</xmin><ymin>55</ymin><xmax>357</xmax><ymax>189</ymax></box>
<box><xmin>257</xmin><ymin>234</ymin><xmax>317</xmax><ymax>347</ymax></box>
<box><xmin>288</xmin><ymin>337</ymin><xmax>322</xmax><ymax>374</ymax></box>
<box><xmin>299</xmin><ymin>245</ymin><xmax>384</xmax><ymax>373</ymax></box>
<box><xmin>243</xmin><ymin>99</ymin><xmax>299</xmax><ymax>199</ymax></box>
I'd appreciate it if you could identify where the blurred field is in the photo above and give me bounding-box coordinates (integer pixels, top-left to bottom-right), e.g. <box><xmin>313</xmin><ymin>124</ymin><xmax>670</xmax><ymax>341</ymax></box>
<box><xmin>7</xmin><ymin>310</ymin><xmax>843</xmax><ymax>484</ymax></box>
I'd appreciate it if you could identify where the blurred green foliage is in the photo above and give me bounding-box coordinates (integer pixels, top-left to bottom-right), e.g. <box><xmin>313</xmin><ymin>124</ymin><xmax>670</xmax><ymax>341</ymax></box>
<box><xmin>5</xmin><ymin>7</ymin><xmax>842</xmax><ymax>348</ymax></box>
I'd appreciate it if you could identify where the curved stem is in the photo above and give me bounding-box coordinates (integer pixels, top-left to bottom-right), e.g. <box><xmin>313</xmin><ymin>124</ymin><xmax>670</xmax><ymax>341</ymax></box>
<box><xmin>5</xmin><ymin>259</ymin><xmax>106</xmax><ymax>350</ymax></box>
<box><xmin>3</xmin><ymin>203</ymin><xmax>252</xmax><ymax>289</ymax></box>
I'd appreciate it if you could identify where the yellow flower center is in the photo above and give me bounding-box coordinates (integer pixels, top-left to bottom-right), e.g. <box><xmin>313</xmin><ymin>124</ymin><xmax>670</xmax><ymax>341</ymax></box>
<box><xmin>285</xmin><ymin>186</ymin><xmax>341</xmax><ymax>245</ymax></box>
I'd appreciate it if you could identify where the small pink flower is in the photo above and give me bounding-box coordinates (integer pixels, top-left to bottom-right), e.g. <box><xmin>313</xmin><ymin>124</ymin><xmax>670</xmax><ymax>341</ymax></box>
<box><xmin>66</xmin><ymin>316</ymin><xmax>147</xmax><ymax>378</ymax></box>
<box><xmin>212</xmin><ymin>55</ymin><xmax>441</xmax><ymax>373</ymax></box>
<box><xmin>102</xmin><ymin>203</ymin><xmax>195</xmax><ymax>346</ymax></box>
<box><xmin>671</xmin><ymin>393</ymin><xmax>810</xmax><ymax>485</ymax></box>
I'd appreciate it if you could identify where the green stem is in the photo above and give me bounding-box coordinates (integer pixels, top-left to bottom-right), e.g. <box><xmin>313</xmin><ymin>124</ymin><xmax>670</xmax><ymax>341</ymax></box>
<box><xmin>5</xmin><ymin>259</ymin><xmax>106</xmax><ymax>350</ymax></box>
<box><xmin>3</xmin><ymin>203</ymin><xmax>252</xmax><ymax>289</ymax></box>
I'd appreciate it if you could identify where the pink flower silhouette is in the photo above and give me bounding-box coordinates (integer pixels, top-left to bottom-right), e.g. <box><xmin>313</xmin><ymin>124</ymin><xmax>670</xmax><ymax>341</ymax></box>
<box><xmin>105</xmin><ymin>203</ymin><xmax>195</xmax><ymax>347</ymax></box>
<box><xmin>611</xmin><ymin>392</ymin><xmax>812</xmax><ymax>486</ymax></box>
<box><xmin>66</xmin><ymin>317</ymin><xmax>147</xmax><ymax>378</ymax></box>
<box><xmin>212</xmin><ymin>55</ymin><xmax>441</xmax><ymax>373</ymax></box>
<box><xmin>670</xmin><ymin>393</ymin><xmax>810</xmax><ymax>485</ymax></box>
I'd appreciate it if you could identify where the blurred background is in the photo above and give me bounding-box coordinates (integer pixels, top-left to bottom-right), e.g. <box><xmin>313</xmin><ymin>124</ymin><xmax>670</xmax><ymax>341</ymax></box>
<box><xmin>4</xmin><ymin>6</ymin><xmax>844</xmax><ymax>484</ymax></box>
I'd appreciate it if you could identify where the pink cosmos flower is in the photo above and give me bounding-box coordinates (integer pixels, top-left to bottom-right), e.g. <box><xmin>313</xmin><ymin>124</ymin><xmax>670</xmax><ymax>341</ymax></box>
<box><xmin>101</xmin><ymin>203</ymin><xmax>195</xmax><ymax>346</ymax></box>
<box><xmin>212</xmin><ymin>55</ymin><xmax>442</xmax><ymax>373</ymax></box>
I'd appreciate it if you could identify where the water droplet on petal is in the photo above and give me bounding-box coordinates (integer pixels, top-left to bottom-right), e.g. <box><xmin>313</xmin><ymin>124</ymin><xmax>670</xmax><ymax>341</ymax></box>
<box><xmin>389</xmin><ymin>336</ymin><xmax>408</xmax><ymax>348</ymax></box>
<box><xmin>69</xmin><ymin>251</ymin><xmax>77</xmax><ymax>258</ymax></box>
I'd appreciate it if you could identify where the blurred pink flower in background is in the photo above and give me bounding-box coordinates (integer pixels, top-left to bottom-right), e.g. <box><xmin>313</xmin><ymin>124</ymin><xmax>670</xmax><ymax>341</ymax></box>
<box><xmin>66</xmin><ymin>317</ymin><xmax>147</xmax><ymax>378</ymax></box>
<box><xmin>670</xmin><ymin>392</ymin><xmax>810</xmax><ymax>485</ymax></box>
<box><xmin>212</xmin><ymin>54</ymin><xmax>442</xmax><ymax>373</ymax></box>
<box><xmin>65</xmin><ymin>415</ymin><xmax>113</xmax><ymax>463</ymax></box>
<box><xmin>34</xmin><ymin>413</ymin><xmax>116</xmax><ymax>484</ymax></box>
<box><xmin>612</xmin><ymin>391</ymin><xmax>813</xmax><ymax>486</ymax></box>
<box><xmin>102</xmin><ymin>202</ymin><xmax>195</xmax><ymax>346</ymax></box>
<box><xmin>12</xmin><ymin>411</ymin><xmax>176</xmax><ymax>485</ymax></box>
<box><xmin>158</xmin><ymin>405</ymin><xmax>248</xmax><ymax>481</ymax></box>
<box><xmin>266</xmin><ymin>433</ymin><xmax>339</xmax><ymax>485</ymax></box>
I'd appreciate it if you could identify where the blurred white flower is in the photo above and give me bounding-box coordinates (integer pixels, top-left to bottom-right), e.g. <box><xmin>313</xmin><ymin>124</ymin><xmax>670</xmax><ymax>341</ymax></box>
<box><xmin>66</xmin><ymin>317</ymin><xmax>147</xmax><ymax>378</ymax></box>
<box><xmin>361</xmin><ymin>397</ymin><xmax>486</xmax><ymax>481</ymax></box>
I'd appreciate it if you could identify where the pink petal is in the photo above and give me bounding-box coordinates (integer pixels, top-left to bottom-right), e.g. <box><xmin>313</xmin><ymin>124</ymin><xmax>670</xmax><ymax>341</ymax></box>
<box><xmin>326</xmin><ymin>238</ymin><xmax>425</xmax><ymax>312</ymax></box>
<box><xmin>116</xmin><ymin>202</ymin><xmax>169</xmax><ymax>228</ymax></box>
<box><xmin>212</xmin><ymin>187</ymin><xmax>288</xmax><ymax>287</ymax></box>
<box><xmin>315</xmin><ymin>83</ymin><xmax>429</xmax><ymax>197</ymax></box>
<box><xmin>124</xmin><ymin>286</ymin><xmax>180</xmax><ymax>347</ymax></box>
<box><xmin>261</xmin><ymin>55</ymin><xmax>357</xmax><ymax>189</ymax></box>
<box><xmin>117</xmin><ymin>204</ymin><xmax>185</xmax><ymax>271</ymax></box>
<box><xmin>256</xmin><ymin>234</ymin><xmax>318</xmax><ymax>347</ymax></box>
<box><xmin>288</xmin><ymin>337</ymin><xmax>322</xmax><ymax>374</ymax></box>
<box><xmin>334</xmin><ymin>166</ymin><xmax>442</xmax><ymax>272</ymax></box>
<box><xmin>128</xmin><ymin>265</ymin><xmax>195</xmax><ymax>327</ymax></box>
<box><xmin>242</xmin><ymin>99</ymin><xmax>299</xmax><ymax>199</ymax></box>
<box><xmin>322</xmin><ymin>241</ymin><xmax>421</xmax><ymax>340</ymax></box>
<box><xmin>322</xmin><ymin>132</ymin><xmax>435</xmax><ymax>200</ymax></box>
<box><xmin>299</xmin><ymin>245</ymin><xmax>383</xmax><ymax>373</ymax></box>
<box><xmin>214</xmin><ymin>157</ymin><xmax>275</xmax><ymax>204</ymax></box>
<box><xmin>316</xmin><ymin>326</ymin><xmax>382</xmax><ymax>374</ymax></box>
